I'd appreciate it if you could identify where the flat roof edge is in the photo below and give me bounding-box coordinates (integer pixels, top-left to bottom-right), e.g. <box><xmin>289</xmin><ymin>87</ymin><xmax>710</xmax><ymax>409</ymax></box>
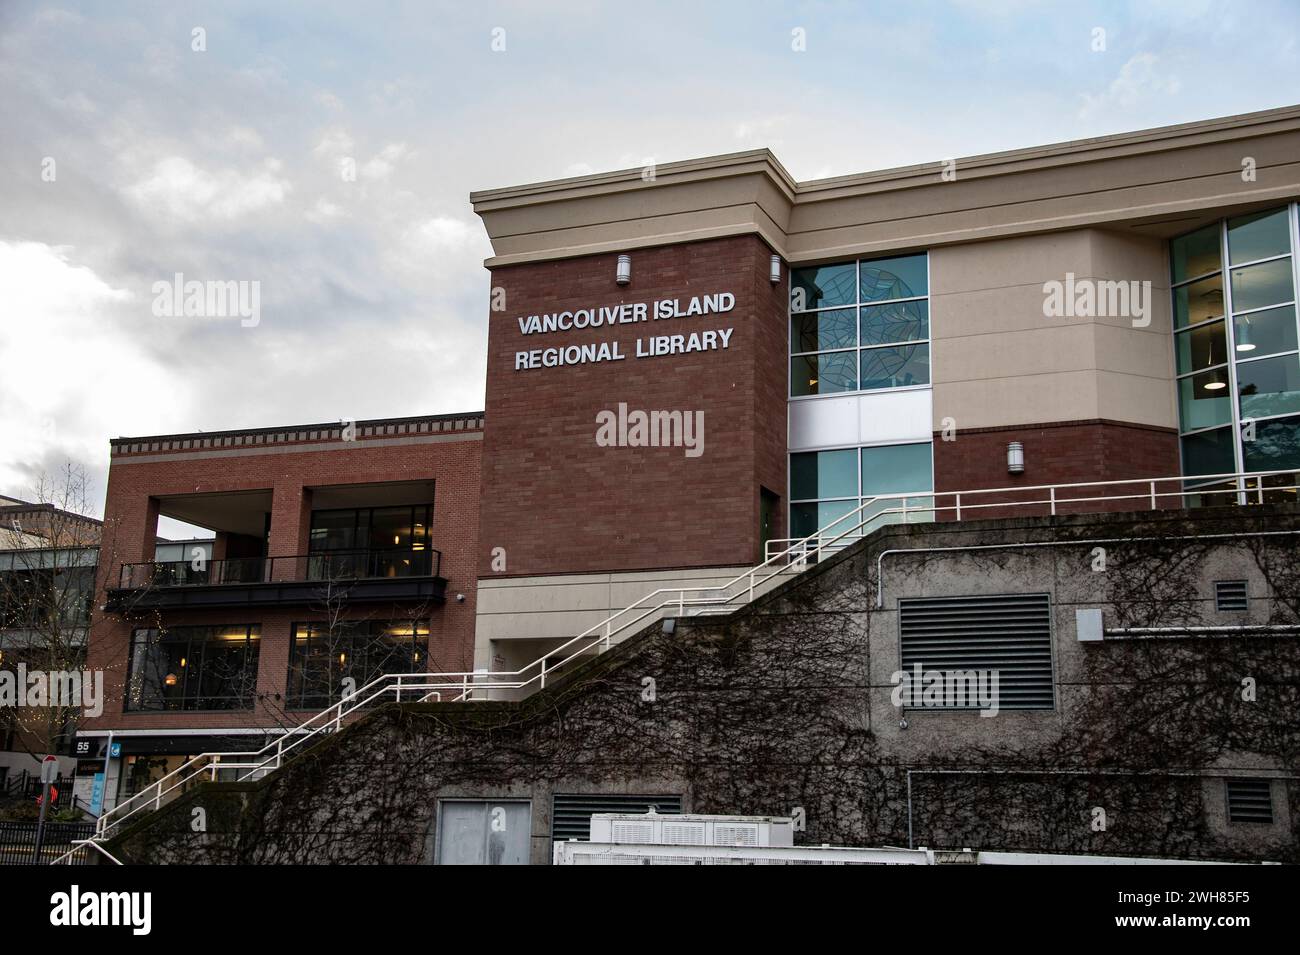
<box><xmin>111</xmin><ymin>410</ymin><xmax>486</xmax><ymax>447</ymax></box>
<box><xmin>472</xmin><ymin>103</ymin><xmax>1300</xmax><ymax>208</ymax></box>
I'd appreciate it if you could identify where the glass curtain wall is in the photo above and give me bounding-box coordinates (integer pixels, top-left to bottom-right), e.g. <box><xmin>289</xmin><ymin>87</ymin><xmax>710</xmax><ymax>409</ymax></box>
<box><xmin>1171</xmin><ymin>205</ymin><xmax>1300</xmax><ymax>503</ymax></box>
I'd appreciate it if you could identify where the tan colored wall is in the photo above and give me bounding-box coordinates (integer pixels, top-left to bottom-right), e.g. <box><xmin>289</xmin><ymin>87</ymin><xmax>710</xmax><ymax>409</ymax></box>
<box><xmin>474</xmin><ymin>565</ymin><xmax>751</xmax><ymax>668</ymax></box>
<box><xmin>929</xmin><ymin>229</ymin><xmax>1177</xmax><ymax>431</ymax></box>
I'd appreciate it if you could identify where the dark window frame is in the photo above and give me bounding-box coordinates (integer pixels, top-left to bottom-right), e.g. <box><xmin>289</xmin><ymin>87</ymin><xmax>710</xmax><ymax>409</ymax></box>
<box><xmin>125</xmin><ymin>624</ymin><xmax>260</xmax><ymax>712</ymax></box>
<box><xmin>285</xmin><ymin>618</ymin><xmax>429</xmax><ymax>710</ymax></box>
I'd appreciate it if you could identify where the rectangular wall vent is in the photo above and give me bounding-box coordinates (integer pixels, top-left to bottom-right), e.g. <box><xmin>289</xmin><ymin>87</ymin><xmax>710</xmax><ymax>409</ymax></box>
<box><xmin>899</xmin><ymin>593</ymin><xmax>1054</xmax><ymax>710</ymax></box>
<box><xmin>1225</xmin><ymin>778</ymin><xmax>1273</xmax><ymax>824</ymax></box>
<box><xmin>1215</xmin><ymin>580</ymin><xmax>1248</xmax><ymax>612</ymax></box>
<box><xmin>551</xmin><ymin>794</ymin><xmax>682</xmax><ymax>841</ymax></box>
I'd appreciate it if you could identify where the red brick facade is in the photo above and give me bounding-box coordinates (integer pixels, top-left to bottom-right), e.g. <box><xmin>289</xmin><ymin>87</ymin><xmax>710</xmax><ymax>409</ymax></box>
<box><xmin>932</xmin><ymin>419</ymin><xmax>1181</xmax><ymax>515</ymax></box>
<box><xmin>478</xmin><ymin>235</ymin><xmax>789</xmax><ymax>578</ymax></box>
<box><xmin>84</xmin><ymin>421</ymin><xmax>482</xmax><ymax>734</ymax></box>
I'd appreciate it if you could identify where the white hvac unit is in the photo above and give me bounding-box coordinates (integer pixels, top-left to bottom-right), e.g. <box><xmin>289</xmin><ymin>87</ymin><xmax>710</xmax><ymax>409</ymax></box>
<box><xmin>588</xmin><ymin>810</ymin><xmax>794</xmax><ymax>848</ymax></box>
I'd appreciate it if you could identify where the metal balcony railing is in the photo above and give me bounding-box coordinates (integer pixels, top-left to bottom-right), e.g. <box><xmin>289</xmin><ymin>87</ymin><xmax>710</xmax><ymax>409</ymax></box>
<box><xmin>116</xmin><ymin>548</ymin><xmax>442</xmax><ymax>590</ymax></box>
<box><xmin>85</xmin><ymin>467</ymin><xmax>1298</xmax><ymax>848</ymax></box>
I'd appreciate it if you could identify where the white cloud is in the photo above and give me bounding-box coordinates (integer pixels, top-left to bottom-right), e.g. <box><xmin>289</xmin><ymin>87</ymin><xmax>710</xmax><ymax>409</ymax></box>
<box><xmin>0</xmin><ymin>242</ymin><xmax>189</xmax><ymax>497</ymax></box>
<box><xmin>122</xmin><ymin>156</ymin><xmax>291</xmax><ymax>223</ymax></box>
<box><xmin>1080</xmin><ymin>53</ymin><xmax>1182</xmax><ymax>118</ymax></box>
<box><xmin>313</xmin><ymin>127</ymin><xmax>355</xmax><ymax>157</ymax></box>
<box><xmin>360</xmin><ymin>142</ymin><xmax>411</xmax><ymax>181</ymax></box>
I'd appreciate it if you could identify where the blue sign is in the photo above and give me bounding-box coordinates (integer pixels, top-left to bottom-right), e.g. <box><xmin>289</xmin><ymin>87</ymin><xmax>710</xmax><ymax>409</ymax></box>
<box><xmin>89</xmin><ymin>773</ymin><xmax>105</xmax><ymax>815</ymax></box>
<box><xmin>109</xmin><ymin>742</ymin><xmax>122</xmax><ymax>758</ymax></box>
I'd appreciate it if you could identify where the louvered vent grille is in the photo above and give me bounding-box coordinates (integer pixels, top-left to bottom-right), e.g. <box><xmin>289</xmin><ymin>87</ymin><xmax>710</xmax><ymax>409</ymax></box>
<box><xmin>899</xmin><ymin>593</ymin><xmax>1054</xmax><ymax>710</ymax></box>
<box><xmin>1225</xmin><ymin>778</ymin><xmax>1273</xmax><ymax>824</ymax></box>
<box><xmin>1215</xmin><ymin>580</ymin><xmax>1248</xmax><ymax>612</ymax></box>
<box><xmin>551</xmin><ymin>794</ymin><xmax>682</xmax><ymax>841</ymax></box>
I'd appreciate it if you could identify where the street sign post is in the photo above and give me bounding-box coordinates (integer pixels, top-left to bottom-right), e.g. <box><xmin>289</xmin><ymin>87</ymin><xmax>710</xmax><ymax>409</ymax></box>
<box><xmin>33</xmin><ymin>755</ymin><xmax>59</xmax><ymax>864</ymax></box>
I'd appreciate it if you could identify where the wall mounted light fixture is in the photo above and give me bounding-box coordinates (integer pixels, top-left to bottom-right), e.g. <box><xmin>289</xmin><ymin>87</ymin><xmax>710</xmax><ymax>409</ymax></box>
<box><xmin>616</xmin><ymin>254</ymin><xmax>632</xmax><ymax>285</ymax></box>
<box><xmin>1007</xmin><ymin>441</ymin><xmax>1025</xmax><ymax>474</ymax></box>
<box><xmin>769</xmin><ymin>255</ymin><xmax>781</xmax><ymax>283</ymax></box>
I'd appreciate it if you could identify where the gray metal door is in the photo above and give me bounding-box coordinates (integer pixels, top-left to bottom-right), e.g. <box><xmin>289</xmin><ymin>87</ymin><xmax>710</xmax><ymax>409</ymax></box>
<box><xmin>437</xmin><ymin>800</ymin><xmax>531</xmax><ymax>865</ymax></box>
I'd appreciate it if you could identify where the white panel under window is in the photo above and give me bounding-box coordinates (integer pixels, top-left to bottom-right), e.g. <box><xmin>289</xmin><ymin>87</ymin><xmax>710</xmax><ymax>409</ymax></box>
<box><xmin>859</xmin><ymin>389</ymin><xmax>932</xmax><ymax>445</ymax></box>
<box><xmin>789</xmin><ymin>390</ymin><xmax>932</xmax><ymax>452</ymax></box>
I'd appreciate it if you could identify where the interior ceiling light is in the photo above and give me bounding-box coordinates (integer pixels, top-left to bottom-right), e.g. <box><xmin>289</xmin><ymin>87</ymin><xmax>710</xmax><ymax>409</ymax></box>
<box><xmin>1236</xmin><ymin>316</ymin><xmax>1255</xmax><ymax>352</ymax></box>
<box><xmin>1204</xmin><ymin>338</ymin><xmax>1227</xmax><ymax>390</ymax></box>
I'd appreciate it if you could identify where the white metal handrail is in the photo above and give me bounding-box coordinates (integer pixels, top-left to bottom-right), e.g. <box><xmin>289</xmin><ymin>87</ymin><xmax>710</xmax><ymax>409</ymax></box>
<box><xmin>90</xmin><ymin>466</ymin><xmax>1297</xmax><ymax>845</ymax></box>
<box><xmin>48</xmin><ymin>839</ymin><xmax>124</xmax><ymax>866</ymax></box>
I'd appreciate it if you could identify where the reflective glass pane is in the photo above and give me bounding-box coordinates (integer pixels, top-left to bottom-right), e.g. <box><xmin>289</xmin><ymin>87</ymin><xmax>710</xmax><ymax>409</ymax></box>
<box><xmin>790</xmin><ymin>262</ymin><xmax>856</xmax><ymax>311</ymax></box>
<box><xmin>790</xmin><ymin>352</ymin><xmax>857</xmax><ymax>396</ymax></box>
<box><xmin>309</xmin><ymin>509</ymin><xmax>356</xmax><ymax>552</ymax></box>
<box><xmin>1233</xmin><ymin>305</ymin><xmax>1298</xmax><ymax>359</ymax></box>
<box><xmin>791</xmin><ymin>499</ymin><xmax>859</xmax><ymax>539</ymax></box>
<box><xmin>1174</xmin><ymin>319</ymin><xmax>1226</xmax><ymax>376</ymax></box>
<box><xmin>1180</xmin><ymin>427</ymin><xmax>1236</xmax><ymax>476</ymax></box>
<box><xmin>1173</xmin><ymin>273</ymin><xmax>1224</xmax><ymax>328</ymax></box>
<box><xmin>860</xmin><ymin>254</ymin><xmax>927</xmax><ymax>302</ymax></box>
<box><xmin>371</xmin><ymin>506</ymin><xmax>410</xmax><ymax>550</ymax></box>
<box><xmin>1243</xmin><ymin>415</ymin><xmax>1300</xmax><ymax>472</ymax></box>
<box><xmin>1178</xmin><ymin>374</ymin><xmax>1232</xmax><ymax>432</ymax></box>
<box><xmin>1227</xmin><ymin>208</ymin><xmax>1291</xmax><ymax>265</ymax></box>
<box><xmin>861</xmin><ymin>300</ymin><xmax>928</xmax><ymax>346</ymax></box>
<box><xmin>1229</xmin><ymin>257</ymin><xmax>1294</xmax><ymax>312</ymax></box>
<box><xmin>860</xmin><ymin>443</ymin><xmax>933</xmax><ymax>496</ymax></box>
<box><xmin>791</xmin><ymin>448</ymin><xmax>857</xmax><ymax>500</ymax></box>
<box><xmin>1237</xmin><ymin>353</ymin><xmax>1300</xmax><ymax>419</ymax></box>
<box><xmin>860</xmin><ymin>343</ymin><xmax>929</xmax><ymax>390</ymax></box>
<box><xmin>1171</xmin><ymin>224</ymin><xmax>1222</xmax><ymax>284</ymax></box>
<box><xmin>791</xmin><ymin>308</ymin><xmax>856</xmax><ymax>353</ymax></box>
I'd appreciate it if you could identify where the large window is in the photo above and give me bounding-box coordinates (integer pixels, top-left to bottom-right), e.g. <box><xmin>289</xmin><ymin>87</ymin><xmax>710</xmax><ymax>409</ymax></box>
<box><xmin>126</xmin><ymin>625</ymin><xmax>260</xmax><ymax>711</ymax></box>
<box><xmin>286</xmin><ymin>619</ymin><xmax>428</xmax><ymax>709</ymax></box>
<box><xmin>790</xmin><ymin>253</ymin><xmax>930</xmax><ymax>397</ymax></box>
<box><xmin>789</xmin><ymin>442</ymin><xmax>933</xmax><ymax>538</ymax></box>
<box><xmin>308</xmin><ymin>504</ymin><xmax>432</xmax><ymax>579</ymax></box>
<box><xmin>1170</xmin><ymin>205</ymin><xmax>1300</xmax><ymax>499</ymax></box>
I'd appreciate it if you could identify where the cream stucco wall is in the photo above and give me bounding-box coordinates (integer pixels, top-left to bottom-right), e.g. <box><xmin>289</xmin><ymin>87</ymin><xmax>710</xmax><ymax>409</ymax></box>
<box><xmin>929</xmin><ymin>229</ymin><xmax>1177</xmax><ymax>430</ymax></box>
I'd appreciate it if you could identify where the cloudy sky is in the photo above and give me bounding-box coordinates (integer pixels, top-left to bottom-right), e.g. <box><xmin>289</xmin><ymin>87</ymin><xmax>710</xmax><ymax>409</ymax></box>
<box><xmin>2</xmin><ymin>0</ymin><xmax>1298</xmax><ymax>523</ymax></box>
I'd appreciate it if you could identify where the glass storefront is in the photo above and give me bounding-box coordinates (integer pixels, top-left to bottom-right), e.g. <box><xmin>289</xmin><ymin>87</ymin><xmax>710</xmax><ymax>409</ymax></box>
<box><xmin>125</xmin><ymin>625</ymin><xmax>260</xmax><ymax>711</ymax></box>
<box><xmin>286</xmin><ymin>619</ymin><xmax>428</xmax><ymax>709</ymax></box>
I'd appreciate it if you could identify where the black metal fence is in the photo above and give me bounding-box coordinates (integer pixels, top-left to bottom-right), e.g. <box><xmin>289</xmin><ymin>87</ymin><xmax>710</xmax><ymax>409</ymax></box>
<box><xmin>0</xmin><ymin>821</ymin><xmax>96</xmax><ymax>865</ymax></box>
<box><xmin>2</xmin><ymin>771</ymin><xmax>88</xmax><ymax>811</ymax></box>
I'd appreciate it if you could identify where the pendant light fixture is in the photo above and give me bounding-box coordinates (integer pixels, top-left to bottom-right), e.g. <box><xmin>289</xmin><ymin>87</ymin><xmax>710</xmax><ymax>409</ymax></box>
<box><xmin>1204</xmin><ymin>336</ymin><xmax>1226</xmax><ymax>390</ymax></box>
<box><xmin>1236</xmin><ymin>315</ymin><xmax>1256</xmax><ymax>352</ymax></box>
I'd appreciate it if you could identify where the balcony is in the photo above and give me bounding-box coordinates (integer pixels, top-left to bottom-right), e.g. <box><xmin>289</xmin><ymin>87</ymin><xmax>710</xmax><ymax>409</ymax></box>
<box><xmin>106</xmin><ymin>548</ymin><xmax>445</xmax><ymax>611</ymax></box>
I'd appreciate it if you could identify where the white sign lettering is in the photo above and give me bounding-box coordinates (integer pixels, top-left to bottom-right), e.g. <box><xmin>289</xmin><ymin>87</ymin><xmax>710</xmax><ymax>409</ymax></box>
<box><xmin>512</xmin><ymin>291</ymin><xmax>736</xmax><ymax>371</ymax></box>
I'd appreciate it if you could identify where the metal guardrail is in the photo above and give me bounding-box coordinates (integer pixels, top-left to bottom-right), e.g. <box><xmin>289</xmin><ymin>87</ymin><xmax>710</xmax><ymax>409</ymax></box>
<box><xmin>116</xmin><ymin>548</ymin><xmax>442</xmax><ymax>589</ymax></box>
<box><xmin>765</xmin><ymin>468</ymin><xmax>1300</xmax><ymax>561</ymax></box>
<box><xmin>88</xmin><ymin>467</ymin><xmax>1299</xmax><ymax>847</ymax></box>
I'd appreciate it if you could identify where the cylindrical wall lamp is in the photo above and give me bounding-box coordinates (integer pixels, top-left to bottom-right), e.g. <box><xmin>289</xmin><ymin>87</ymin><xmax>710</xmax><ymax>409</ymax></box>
<box><xmin>616</xmin><ymin>254</ymin><xmax>632</xmax><ymax>286</ymax></box>
<box><xmin>769</xmin><ymin>255</ymin><xmax>782</xmax><ymax>284</ymax></box>
<box><xmin>1007</xmin><ymin>441</ymin><xmax>1025</xmax><ymax>474</ymax></box>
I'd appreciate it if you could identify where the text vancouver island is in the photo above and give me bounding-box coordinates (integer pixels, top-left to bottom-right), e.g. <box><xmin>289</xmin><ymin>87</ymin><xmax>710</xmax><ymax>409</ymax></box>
<box><xmin>513</xmin><ymin>292</ymin><xmax>735</xmax><ymax>370</ymax></box>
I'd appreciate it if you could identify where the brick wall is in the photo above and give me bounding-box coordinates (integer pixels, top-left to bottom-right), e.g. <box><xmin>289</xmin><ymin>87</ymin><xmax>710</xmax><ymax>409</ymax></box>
<box><xmin>932</xmin><ymin>419</ymin><xmax>1181</xmax><ymax>516</ymax></box>
<box><xmin>478</xmin><ymin>235</ymin><xmax>788</xmax><ymax>578</ymax></box>
<box><xmin>84</xmin><ymin>430</ymin><xmax>481</xmax><ymax>733</ymax></box>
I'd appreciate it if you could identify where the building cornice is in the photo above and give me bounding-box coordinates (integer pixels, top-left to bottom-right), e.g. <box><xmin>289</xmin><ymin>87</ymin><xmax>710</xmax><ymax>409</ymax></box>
<box><xmin>473</xmin><ymin>104</ymin><xmax>1300</xmax><ymax>268</ymax></box>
